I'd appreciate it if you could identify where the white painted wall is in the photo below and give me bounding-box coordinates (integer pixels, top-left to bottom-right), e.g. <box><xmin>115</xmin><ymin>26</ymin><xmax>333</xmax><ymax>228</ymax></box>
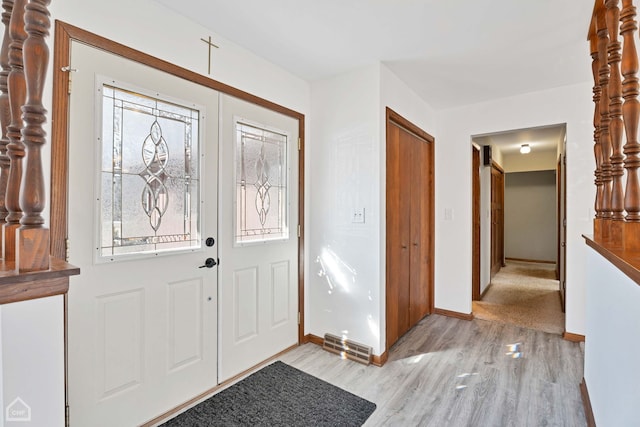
<box><xmin>436</xmin><ymin>82</ymin><xmax>593</xmax><ymax>334</ymax></box>
<box><xmin>1</xmin><ymin>297</ymin><xmax>65</xmax><ymax>427</ymax></box>
<box><xmin>504</xmin><ymin>171</ymin><xmax>557</xmax><ymax>262</ymax></box>
<box><xmin>307</xmin><ymin>63</ymin><xmax>436</xmax><ymax>355</ymax></box>
<box><xmin>585</xmin><ymin>248</ymin><xmax>640</xmax><ymax>426</ymax></box>
<box><xmin>0</xmin><ymin>308</ymin><xmax>3</xmax><ymax>427</ymax></box>
<box><xmin>503</xmin><ymin>149</ymin><xmax>557</xmax><ymax>172</ymax></box>
<box><xmin>307</xmin><ymin>64</ymin><xmax>382</xmax><ymax>353</ymax></box>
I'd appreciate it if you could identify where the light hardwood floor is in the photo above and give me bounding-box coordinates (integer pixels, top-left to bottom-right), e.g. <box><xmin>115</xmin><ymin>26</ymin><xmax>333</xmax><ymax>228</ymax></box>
<box><xmin>279</xmin><ymin>314</ymin><xmax>586</xmax><ymax>426</ymax></box>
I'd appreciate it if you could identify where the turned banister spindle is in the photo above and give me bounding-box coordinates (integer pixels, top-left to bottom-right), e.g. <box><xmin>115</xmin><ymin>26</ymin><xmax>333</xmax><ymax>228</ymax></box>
<box><xmin>15</xmin><ymin>0</ymin><xmax>51</xmax><ymax>271</ymax></box>
<box><xmin>607</xmin><ymin>0</ymin><xmax>625</xmax><ymax>221</ymax></box>
<box><xmin>3</xmin><ymin>0</ymin><xmax>26</xmax><ymax>262</ymax></box>
<box><xmin>0</xmin><ymin>0</ymin><xmax>13</xmax><ymax>245</ymax></box>
<box><xmin>593</xmin><ymin>29</ymin><xmax>604</xmax><ymax>220</ymax></box>
<box><xmin>598</xmin><ymin>9</ymin><xmax>614</xmax><ymax>220</ymax></box>
<box><xmin>621</xmin><ymin>0</ymin><xmax>640</xmax><ymax>221</ymax></box>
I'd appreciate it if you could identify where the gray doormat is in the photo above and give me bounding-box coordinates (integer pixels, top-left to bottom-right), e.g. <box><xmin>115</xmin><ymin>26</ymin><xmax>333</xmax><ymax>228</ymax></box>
<box><xmin>161</xmin><ymin>361</ymin><xmax>376</xmax><ymax>426</ymax></box>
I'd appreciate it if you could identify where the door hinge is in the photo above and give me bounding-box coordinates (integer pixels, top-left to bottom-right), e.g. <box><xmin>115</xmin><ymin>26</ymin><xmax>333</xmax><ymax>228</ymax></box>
<box><xmin>65</xmin><ymin>238</ymin><xmax>70</xmax><ymax>262</ymax></box>
<box><xmin>298</xmin><ymin>137</ymin><xmax>301</xmax><ymax>151</ymax></box>
<box><xmin>297</xmin><ymin>224</ymin><xmax>301</xmax><ymax>238</ymax></box>
<box><xmin>298</xmin><ymin>312</ymin><xmax>301</xmax><ymax>325</ymax></box>
<box><xmin>61</xmin><ymin>65</ymin><xmax>78</xmax><ymax>94</ymax></box>
<box><xmin>65</xmin><ymin>404</ymin><xmax>70</xmax><ymax>427</ymax></box>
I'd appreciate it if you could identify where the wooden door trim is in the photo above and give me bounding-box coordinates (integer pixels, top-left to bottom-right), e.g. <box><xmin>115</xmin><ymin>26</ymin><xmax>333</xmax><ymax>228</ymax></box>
<box><xmin>490</xmin><ymin>163</ymin><xmax>505</xmax><ymax>276</ymax></box>
<box><xmin>384</xmin><ymin>107</ymin><xmax>435</xmax><ymax>351</ymax></box>
<box><xmin>472</xmin><ymin>146</ymin><xmax>481</xmax><ymax>300</ymax></box>
<box><xmin>386</xmin><ymin>108</ymin><xmax>434</xmax><ymax>144</ymax></box>
<box><xmin>557</xmin><ymin>157</ymin><xmax>562</xmax><ymax>281</ymax></box>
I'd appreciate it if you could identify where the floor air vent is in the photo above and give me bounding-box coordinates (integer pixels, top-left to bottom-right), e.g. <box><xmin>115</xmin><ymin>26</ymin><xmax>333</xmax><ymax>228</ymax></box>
<box><xmin>323</xmin><ymin>333</ymin><xmax>372</xmax><ymax>365</ymax></box>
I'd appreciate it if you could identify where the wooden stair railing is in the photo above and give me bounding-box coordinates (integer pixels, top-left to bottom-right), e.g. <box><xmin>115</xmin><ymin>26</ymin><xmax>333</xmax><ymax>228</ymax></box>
<box><xmin>589</xmin><ymin>0</ymin><xmax>640</xmax><ymax>252</ymax></box>
<box><xmin>0</xmin><ymin>0</ymin><xmax>78</xmax><ymax>302</ymax></box>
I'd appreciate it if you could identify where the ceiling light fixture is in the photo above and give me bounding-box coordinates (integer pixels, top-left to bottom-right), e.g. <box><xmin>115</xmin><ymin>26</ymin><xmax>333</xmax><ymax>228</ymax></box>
<box><xmin>520</xmin><ymin>144</ymin><xmax>531</xmax><ymax>154</ymax></box>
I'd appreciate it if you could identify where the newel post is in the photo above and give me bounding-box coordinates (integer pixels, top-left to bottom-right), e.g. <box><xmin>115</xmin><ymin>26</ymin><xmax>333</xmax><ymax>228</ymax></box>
<box><xmin>16</xmin><ymin>0</ymin><xmax>50</xmax><ymax>272</ymax></box>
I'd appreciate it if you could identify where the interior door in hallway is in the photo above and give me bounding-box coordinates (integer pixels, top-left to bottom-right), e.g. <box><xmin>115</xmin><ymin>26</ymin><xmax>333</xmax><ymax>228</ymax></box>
<box><xmin>385</xmin><ymin>109</ymin><xmax>434</xmax><ymax>350</ymax></box>
<box><xmin>491</xmin><ymin>163</ymin><xmax>505</xmax><ymax>277</ymax></box>
<box><xmin>218</xmin><ymin>94</ymin><xmax>299</xmax><ymax>381</ymax></box>
<box><xmin>66</xmin><ymin>42</ymin><xmax>219</xmax><ymax>426</ymax></box>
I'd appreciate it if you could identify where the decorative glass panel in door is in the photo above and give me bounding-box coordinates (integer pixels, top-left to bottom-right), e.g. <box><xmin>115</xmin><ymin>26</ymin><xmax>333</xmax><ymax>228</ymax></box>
<box><xmin>234</xmin><ymin>120</ymin><xmax>288</xmax><ymax>244</ymax></box>
<box><xmin>100</xmin><ymin>83</ymin><xmax>201</xmax><ymax>259</ymax></box>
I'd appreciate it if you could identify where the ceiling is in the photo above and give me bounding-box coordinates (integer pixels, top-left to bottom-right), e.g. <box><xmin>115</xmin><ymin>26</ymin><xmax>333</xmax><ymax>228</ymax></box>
<box><xmin>473</xmin><ymin>124</ymin><xmax>566</xmax><ymax>156</ymax></box>
<box><xmin>152</xmin><ymin>0</ymin><xmax>595</xmax><ymax>109</ymax></box>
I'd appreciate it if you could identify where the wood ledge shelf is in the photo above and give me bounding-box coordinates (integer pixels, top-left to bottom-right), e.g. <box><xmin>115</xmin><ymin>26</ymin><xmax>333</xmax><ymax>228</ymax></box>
<box><xmin>583</xmin><ymin>235</ymin><xmax>640</xmax><ymax>287</ymax></box>
<box><xmin>0</xmin><ymin>257</ymin><xmax>80</xmax><ymax>305</ymax></box>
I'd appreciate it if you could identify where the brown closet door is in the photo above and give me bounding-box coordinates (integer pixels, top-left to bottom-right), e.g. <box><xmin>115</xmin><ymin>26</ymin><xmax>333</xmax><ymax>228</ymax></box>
<box><xmin>386</xmin><ymin>117</ymin><xmax>433</xmax><ymax>350</ymax></box>
<box><xmin>386</xmin><ymin>123</ymin><xmax>412</xmax><ymax>347</ymax></box>
<box><xmin>409</xmin><ymin>134</ymin><xmax>431</xmax><ymax>326</ymax></box>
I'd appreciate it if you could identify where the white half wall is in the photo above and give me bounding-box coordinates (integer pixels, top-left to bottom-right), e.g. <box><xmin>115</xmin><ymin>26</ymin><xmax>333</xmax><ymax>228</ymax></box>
<box><xmin>585</xmin><ymin>248</ymin><xmax>640</xmax><ymax>426</ymax></box>
<box><xmin>1</xmin><ymin>297</ymin><xmax>65</xmax><ymax>427</ymax></box>
<box><xmin>436</xmin><ymin>82</ymin><xmax>593</xmax><ymax>334</ymax></box>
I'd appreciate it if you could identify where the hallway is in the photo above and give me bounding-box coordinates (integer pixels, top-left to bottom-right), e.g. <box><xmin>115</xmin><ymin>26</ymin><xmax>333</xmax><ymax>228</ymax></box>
<box><xmin>473</xmin><ymin>261</ymin><xmax>564</xmax><ymax>335</ymax></box>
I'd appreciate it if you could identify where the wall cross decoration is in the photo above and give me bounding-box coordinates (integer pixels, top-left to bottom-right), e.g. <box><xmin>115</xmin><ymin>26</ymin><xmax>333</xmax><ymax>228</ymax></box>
<box><xmin>201</xmin><ymin>36</ymin><xmax>219</xmax><ymax>75</ymax></box>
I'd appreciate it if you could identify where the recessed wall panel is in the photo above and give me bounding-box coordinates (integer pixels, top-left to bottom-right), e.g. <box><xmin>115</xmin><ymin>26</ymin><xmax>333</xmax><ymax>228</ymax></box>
<box><xmin>168</xmin><ymin>278</ymin><xmax>203</xmax><ymax>372</ymax></box>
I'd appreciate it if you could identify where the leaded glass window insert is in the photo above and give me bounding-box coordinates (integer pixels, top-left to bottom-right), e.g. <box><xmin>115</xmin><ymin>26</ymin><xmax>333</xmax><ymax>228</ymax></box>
<box><xmin>235</xmin><ymin>121</ymin><xmax>288</xmax><ymax>244</ymax></box>
<box><xmin>99</xmin><ymin>83</ymin><xmax>201</xmax><ymax>258</ymax></box>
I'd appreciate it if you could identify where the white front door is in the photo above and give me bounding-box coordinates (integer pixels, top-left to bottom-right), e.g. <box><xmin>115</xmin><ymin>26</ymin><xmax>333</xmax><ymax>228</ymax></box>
<box><xmin>67</xmin><ymin>42</ymin><xmax>219</xmax><ymax>426</ymax></box>
<box><xmin>218</xmin><ymin>94</ymin><xmax>299</xmax><ymax>381</ymax></box>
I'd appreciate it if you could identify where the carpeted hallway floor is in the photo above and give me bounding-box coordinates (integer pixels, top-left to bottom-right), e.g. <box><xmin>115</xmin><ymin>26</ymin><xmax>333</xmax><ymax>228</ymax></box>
<box><xmin>473</xmin><ymin>260</ymin><xmax>564</xmax><ymax>335</ymax></box>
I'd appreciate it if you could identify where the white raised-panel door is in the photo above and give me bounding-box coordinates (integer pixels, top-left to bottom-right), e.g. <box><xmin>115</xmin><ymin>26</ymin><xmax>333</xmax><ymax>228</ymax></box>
<box><xmin>218</xmin><ymin>94</ymin><xmax>299</xmax><ymax>381</ymax></box>
<box><xmin>67</xmin><ymin>42</ymin><xmax>219</xmax><ymax>426</ymax></box>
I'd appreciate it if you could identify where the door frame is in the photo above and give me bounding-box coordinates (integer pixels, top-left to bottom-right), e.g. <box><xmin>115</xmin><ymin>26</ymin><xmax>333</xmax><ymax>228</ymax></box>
<box><xmin>472</xmin><ymin>145</ymin><xmax>481</xmax><ymax>300</ymax></box>
<box><xmin>557</xmin><ymin>153</ymin><xmax>567</xmax><ymax>311</ymax></box>
<box><xmin>50</xmin><ymin>19</ymin><xmax>306</xmax><ymax>414</ymax></box>
<box><xmin>490</xmin><ymin>161</ymin><xmax>505</xmax><ymax>277</ymax></box>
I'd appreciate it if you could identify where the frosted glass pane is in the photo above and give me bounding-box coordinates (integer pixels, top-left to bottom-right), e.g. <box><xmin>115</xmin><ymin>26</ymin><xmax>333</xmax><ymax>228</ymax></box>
<box><xmin>99</xmin><ymin>84</ymin><xmax>201</xmax><ymax>258</ymax></box>
<box><xmin>235</xmin><ymin>122</ymin><xmax>288</xmax><ymax>244</ymax></box>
